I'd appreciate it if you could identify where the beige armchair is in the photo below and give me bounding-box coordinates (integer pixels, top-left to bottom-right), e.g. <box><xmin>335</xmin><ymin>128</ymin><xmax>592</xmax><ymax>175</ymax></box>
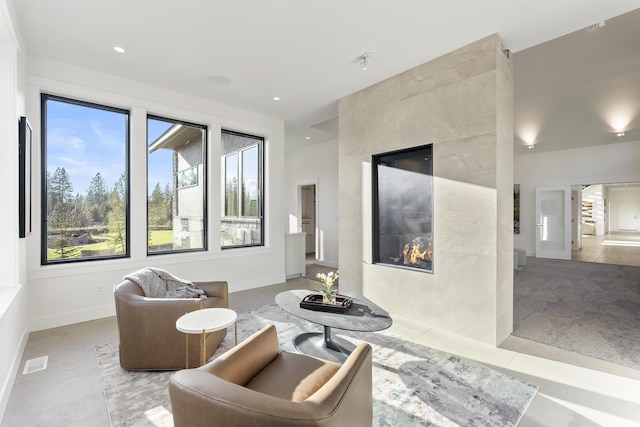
<box><xmin>169</xmin><ymin>324</ymin><xmax>373</xmax><ymax>427</ymax></box>
<box><xmin>114</xmin><ymin>279</ymin><xmax>228</xmax><ymax>370</ymax></box>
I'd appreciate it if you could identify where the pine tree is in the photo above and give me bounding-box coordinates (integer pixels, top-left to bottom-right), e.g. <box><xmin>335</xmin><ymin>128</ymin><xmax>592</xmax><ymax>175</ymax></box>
<box><xmin>48</xmin><ymin>167</ymin><xmax>75</xmax><ymax>258</ymax></box>
<box><xmin>49</xmin><ymin>167</ymin><xmax>74</xmax><ymax>207</ymax></box>
<box><xmin>86</xmin><ymin>172</ymin><xmax>108</xmax><ymax>225</ymax></box>
<box><xmin>148</xmin><ymin>182</ymin><xmax>165</xmax><ymax>227</ymax></box>
<box><xmin>107</xmin><ymin>173</ymin><xmax>127</xmax><ymax>253</ymax></box>
<box><xmin>163</xmin><ymin>182</ymin><xmax>174</xmax><ymax>222</ymax></box>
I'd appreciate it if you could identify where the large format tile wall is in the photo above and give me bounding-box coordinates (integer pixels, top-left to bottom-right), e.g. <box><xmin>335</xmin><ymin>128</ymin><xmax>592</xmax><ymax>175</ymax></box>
<box><xmin>338</xmin><ymin>34</ymin><xmax>514</xmax><ymax>346</ymax></box>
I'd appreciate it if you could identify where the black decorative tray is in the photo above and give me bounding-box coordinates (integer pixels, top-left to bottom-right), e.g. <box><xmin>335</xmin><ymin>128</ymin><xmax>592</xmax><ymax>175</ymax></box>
<box><xmin>300</xmin><ymin>294</ymin><xmax>353</xmax><ymax>314</ymax></box>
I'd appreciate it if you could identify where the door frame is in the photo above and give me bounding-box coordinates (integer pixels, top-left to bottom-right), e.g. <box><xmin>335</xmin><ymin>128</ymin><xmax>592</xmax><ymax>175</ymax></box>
<box><xmin>297</xmin><ymin>181</ymin><xmax>319</xmax><ymax>260</ymax></box>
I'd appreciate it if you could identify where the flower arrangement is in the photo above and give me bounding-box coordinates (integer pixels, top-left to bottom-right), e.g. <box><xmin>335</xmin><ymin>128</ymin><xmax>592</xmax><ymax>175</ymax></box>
<box><xmin>316</xmin><ymin>270</ymin><xmax>340</xmax><ymax>303</ymax></box>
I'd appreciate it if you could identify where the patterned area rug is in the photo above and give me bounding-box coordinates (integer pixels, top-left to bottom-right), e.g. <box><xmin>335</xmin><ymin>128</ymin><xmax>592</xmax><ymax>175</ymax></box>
<box><xmin>97</xmin><ymin>304</ymin><xmax>536</xmax><ymax>427</ymax></box>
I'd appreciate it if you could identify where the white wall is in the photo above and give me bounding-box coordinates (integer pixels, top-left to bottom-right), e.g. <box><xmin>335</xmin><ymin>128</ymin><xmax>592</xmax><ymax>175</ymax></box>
<box><xmin>24</xmin><ymin>56</ymin><xmax>286</xmax><ymax>332</ymax></box>
<box><xmin>0</xmin><ymin>0</ymin><xmax>29</xmax><ymax>421</ymax></box>
<box><xmin>514</xmin><ymin>140</ymin><xmax>640</xmax><ymax>254</ymax></box>
<box><xmin>284</xmin><ymin>139</ymin><xmax>339</xmax><ymax>268</ymax></box>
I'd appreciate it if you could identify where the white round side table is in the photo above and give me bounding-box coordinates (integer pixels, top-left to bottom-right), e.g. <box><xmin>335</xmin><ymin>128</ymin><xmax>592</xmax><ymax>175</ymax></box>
<box><xmin>176</xmin><ymin>308</ymin><xmax>237</xmax><ymax>368</ymax></box>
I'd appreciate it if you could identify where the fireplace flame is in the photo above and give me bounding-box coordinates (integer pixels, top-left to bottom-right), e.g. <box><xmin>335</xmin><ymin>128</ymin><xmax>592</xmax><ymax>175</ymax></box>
<box><xmin>402</xmin><ymin>238</ymin><xmax>433</xmax><ymax>266</ymax></box>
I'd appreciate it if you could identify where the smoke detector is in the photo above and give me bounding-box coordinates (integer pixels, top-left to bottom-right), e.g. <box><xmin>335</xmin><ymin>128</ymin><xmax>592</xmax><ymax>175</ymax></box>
<box><xmin>586</xmin><ymin>21</ymin><xmax>605</xmax><ymax>32</ymax></box>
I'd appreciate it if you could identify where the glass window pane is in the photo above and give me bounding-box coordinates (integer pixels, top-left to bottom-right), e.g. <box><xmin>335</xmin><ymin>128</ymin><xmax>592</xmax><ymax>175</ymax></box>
<box><xmin>242</xmin><ymin>146</ymin><xmax>258</xmax><ymax>217</ymax></box>
<box><xmin>42</xmin><ymin>95</ymin><xmax>129</xmax><ymax>264</ymax></box>
<box><xmin>147</xmin><ymin>116</ymin><xmax>206</xmax><ymax>254</ymax></box>
<box><xmin>225</xmin><ymin>154</ymin><xmax>238</xmax><ymax>217</ymax></box>
<box><xmin>221</xmin><ymin>130</ymin><xmax>263</xmax><ymax>248</ymax></box>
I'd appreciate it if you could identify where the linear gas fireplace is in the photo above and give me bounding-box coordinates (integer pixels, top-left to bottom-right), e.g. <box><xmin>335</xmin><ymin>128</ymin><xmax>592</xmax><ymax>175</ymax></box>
<box><xmin>372</xmin><ymin>144</ymin><xmax>433</xmax><ymax>273</ymax></box>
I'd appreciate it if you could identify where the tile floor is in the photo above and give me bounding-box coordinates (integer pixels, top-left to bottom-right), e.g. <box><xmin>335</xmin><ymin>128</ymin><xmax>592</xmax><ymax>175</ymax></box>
<box><xmin>572</xmin><ymin>231</ymin><xmax>640</xmax><ymax>266</ymax></box>
<box><xmin>2</xmin><ymin>276</ymin><xmax>640</xmax><ymax>426</ymax></box>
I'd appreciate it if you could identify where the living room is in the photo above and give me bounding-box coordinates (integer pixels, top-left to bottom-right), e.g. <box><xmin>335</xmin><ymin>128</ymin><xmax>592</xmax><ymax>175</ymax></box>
<box><xmin>2</xmin><ymin>1</ymin><xmax>640</xmax><ymax>426</ymax></box>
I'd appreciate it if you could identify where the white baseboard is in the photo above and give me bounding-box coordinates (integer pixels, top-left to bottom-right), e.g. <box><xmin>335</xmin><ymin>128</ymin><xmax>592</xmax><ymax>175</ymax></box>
<box><xmin>229</xmin><ymin>274</ymin><xmax>287</xmax><ymax>293</ymax></box>
<box><xmin>29</xmin><ymin>304</ymin><xmax>116</xmax><ymax>332</ymax></box>
<box><xmin>0</xmin><ymin>324</ymin><xmax>28</xmax><ymax>424</ymax></box>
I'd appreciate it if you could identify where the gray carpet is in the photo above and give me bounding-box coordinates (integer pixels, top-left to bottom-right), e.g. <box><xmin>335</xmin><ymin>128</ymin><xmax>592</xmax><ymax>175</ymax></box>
<box><xmin>97</xmin><ymin>304</ymin><xmax>537</xmax><ymax>427</ymax></box>
<box><xmin>513</xmin><ymin>257</ymin><xmax>640</xmax><ymax>370</ymax></box>
<box><xmin>305</xmin><ymin>262</ymin><xmax>335</xmax><ymax>281</ymax></box>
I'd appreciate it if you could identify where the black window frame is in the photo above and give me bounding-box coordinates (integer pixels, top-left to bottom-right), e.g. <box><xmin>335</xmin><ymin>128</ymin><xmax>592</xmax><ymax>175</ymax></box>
<box><xmin>40</xmin><ymin>93</ymin><xmax>131</xmax><ymax>265</ymax></box>
<box><xmin>221</xmin><ymin>129</ymin><xmax>265</xmax><ymax>249</ymax></box>
<box><xmin>146</xmin><ymin>114</ymin><xmax>208</xmax><ymax>256</ymax></box>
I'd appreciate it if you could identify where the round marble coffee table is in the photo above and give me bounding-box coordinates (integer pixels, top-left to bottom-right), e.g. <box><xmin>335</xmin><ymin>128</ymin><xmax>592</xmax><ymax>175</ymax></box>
<box><xmin>176</xmin><ymin>308</ymin><xmax>237</xmax><ymax>367</ymax></box>
<box><xmin>275</xmin><ymin>289</ymin><xmax>392</xmax><ymax>361</ymax></box>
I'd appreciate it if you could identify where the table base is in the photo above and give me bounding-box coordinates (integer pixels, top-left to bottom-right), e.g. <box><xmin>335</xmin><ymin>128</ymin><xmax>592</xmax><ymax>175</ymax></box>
<box><xmin>184</xmin><ymin>321</ymin><xmax>238</xmax><ymax>369</ymax></box>
<box><xmin>292</xmin><ymin>326</ymin><xmax>356</xmax><ymax>363</ymax></box>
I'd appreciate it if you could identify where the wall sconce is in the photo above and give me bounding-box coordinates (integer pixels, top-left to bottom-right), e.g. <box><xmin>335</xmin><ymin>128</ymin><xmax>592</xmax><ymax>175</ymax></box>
<box><xmin>519</xmin><ymin>127</ymin><xmax>539</xmax><ymax>149</ymax></box>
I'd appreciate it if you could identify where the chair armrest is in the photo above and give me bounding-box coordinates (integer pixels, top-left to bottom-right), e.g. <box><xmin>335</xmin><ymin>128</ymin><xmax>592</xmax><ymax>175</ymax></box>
<box><xmin>170</xmin><ymin>370</ymin><xmax>318</xmax><ymax>427</ymax></box>
<box><xmin>194</xmin><ymin>281</ymin><xmax>228</xmax><ymax>307</ymax></box>
<box><xmin>303</xmin><ymin>342</ymin><xmax>373</xmax><ymax>425</ymax></box>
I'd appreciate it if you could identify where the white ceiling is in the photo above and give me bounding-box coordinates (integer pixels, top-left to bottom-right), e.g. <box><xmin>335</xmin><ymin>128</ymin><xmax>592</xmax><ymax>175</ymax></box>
<box><xmin>10</xmin><ymin>1</ymin><xmax>640</xmax><ymax>152</ymax></box>
<box><xmin>514</xmin><ymin>7</ymin><xmax>640</xmax><ymax>155</ymax></box>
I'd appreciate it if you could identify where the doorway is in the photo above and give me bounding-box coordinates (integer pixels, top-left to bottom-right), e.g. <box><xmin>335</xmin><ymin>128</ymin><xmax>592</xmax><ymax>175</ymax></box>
<box><xmin>300</xmin><ymin>184</ymin><xmax>316</xmax><ymax>263</ymax></box>
<box><xmin>571</xmin><ymin>182</ymin><xmax>640</xmax><ymax>267</ymax></box>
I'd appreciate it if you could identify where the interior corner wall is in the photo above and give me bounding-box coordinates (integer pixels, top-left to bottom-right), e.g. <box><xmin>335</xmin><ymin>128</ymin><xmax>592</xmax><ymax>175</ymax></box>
<box><xmin>338</xmin><ymin>34</ymin><xmax>514</xmax><ymax>346</ymax></box>
<box><xmin>284</xmin><ymin>139</ymin><xmax>339</xmax><ymax>267</ymax></box>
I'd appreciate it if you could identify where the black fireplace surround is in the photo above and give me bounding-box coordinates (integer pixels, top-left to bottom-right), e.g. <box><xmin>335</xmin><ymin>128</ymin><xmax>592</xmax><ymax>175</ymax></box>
<box><xmin>372</xmin><ymin>144</ymin><xmax>433</xmax><ymax>273</ymax></box>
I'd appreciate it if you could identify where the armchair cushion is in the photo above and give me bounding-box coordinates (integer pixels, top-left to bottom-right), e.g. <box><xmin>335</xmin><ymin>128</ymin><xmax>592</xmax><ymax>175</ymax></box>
<box><xmin>246</xmin><ymin>352</ymin><xmax>340</xmax><ymax>401</ymax></box>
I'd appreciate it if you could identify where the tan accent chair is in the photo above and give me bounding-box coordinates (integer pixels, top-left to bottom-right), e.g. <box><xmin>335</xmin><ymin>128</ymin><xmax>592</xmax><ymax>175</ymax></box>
<box><xmin>169</xmin><ymin>324</ymin><xmax>373</xmax><ymax>427</ymax></box>
<box><xmin>114</xmin><ymin>279</ymin><xmax>228</xmax><ymax>370</ymax></box>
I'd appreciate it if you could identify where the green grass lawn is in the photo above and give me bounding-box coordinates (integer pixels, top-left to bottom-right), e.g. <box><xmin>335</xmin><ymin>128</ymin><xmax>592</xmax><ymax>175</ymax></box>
<box><xmin>148</xmin><ymin>229</ymin><xmax>173</xmax><ymax>246</ymax></box>
<box><xmin>47</xmin><ymin>229</ymin><xmax>174</xmax><ymax>260</ymax></box>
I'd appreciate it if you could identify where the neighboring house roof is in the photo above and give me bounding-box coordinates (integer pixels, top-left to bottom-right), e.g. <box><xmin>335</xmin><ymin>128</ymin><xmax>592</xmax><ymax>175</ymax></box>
<box><xmin>149</xmin><ymin>124</ymin><xmax>202</xmax><ymax>153</ymax></box>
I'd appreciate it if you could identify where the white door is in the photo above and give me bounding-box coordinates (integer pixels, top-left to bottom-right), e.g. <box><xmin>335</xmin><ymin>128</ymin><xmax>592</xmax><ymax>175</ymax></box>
<box><xmin>617</xmin><ymin>202</ymin><xmax>639</xmax><ymax>231</ymax></box>
<box><xmin>535</xmin><ymin>186</ymin><xmax>571</xmax><ymax>260</ymax></box>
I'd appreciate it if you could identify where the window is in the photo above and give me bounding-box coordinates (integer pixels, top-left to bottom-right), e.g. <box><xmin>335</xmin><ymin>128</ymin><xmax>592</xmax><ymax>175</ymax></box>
<box><xmin>221</xmin><ymin>130</ymin><xmax>264</xmax><ymax>248</ymax></box>
<box><xmin>41</xmin><ymin>94</ymin><xmax>129</xmax><ymax>264</ymax></box>
<box><xmin>147</xmin><ymin>116</ymin><xmax>207</xmax><ymax>254</ymax></box>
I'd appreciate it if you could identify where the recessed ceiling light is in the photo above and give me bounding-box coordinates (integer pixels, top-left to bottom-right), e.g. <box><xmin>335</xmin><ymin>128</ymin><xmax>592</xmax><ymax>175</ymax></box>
<box><xmin>616</xmin><ymin>131</ymin><xmax>625</xmax><ymax>137</ymax></box>
<box><xmin>207</xmin><ymin>75</ymin><xmax>232</xmax><ymax>86</ymax></box>
<box><xmin>305</xmin><ymin>136</ymin><xmax>311</xmax><ymax>140</ymax></box>
<box><xmin>114</xmin><ymin>46</ymin><xmax>125</xmax><ymax>53</ymax></box>
<box><xmin>273</xmin><ymin>96</ymin><xmax>280</xmax><ymax>101</ymax></box>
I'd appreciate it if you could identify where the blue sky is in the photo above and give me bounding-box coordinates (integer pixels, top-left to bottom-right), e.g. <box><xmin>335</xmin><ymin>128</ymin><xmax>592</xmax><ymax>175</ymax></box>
<box><xmin>46</xmin><ymin>99</ymin><xmax>173</xmax><ymax>195</ymax></box>
<box><xmin>147</xmin><ymin>118</ymin><xmax>173</xmax><ymax>193</ymax></box>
